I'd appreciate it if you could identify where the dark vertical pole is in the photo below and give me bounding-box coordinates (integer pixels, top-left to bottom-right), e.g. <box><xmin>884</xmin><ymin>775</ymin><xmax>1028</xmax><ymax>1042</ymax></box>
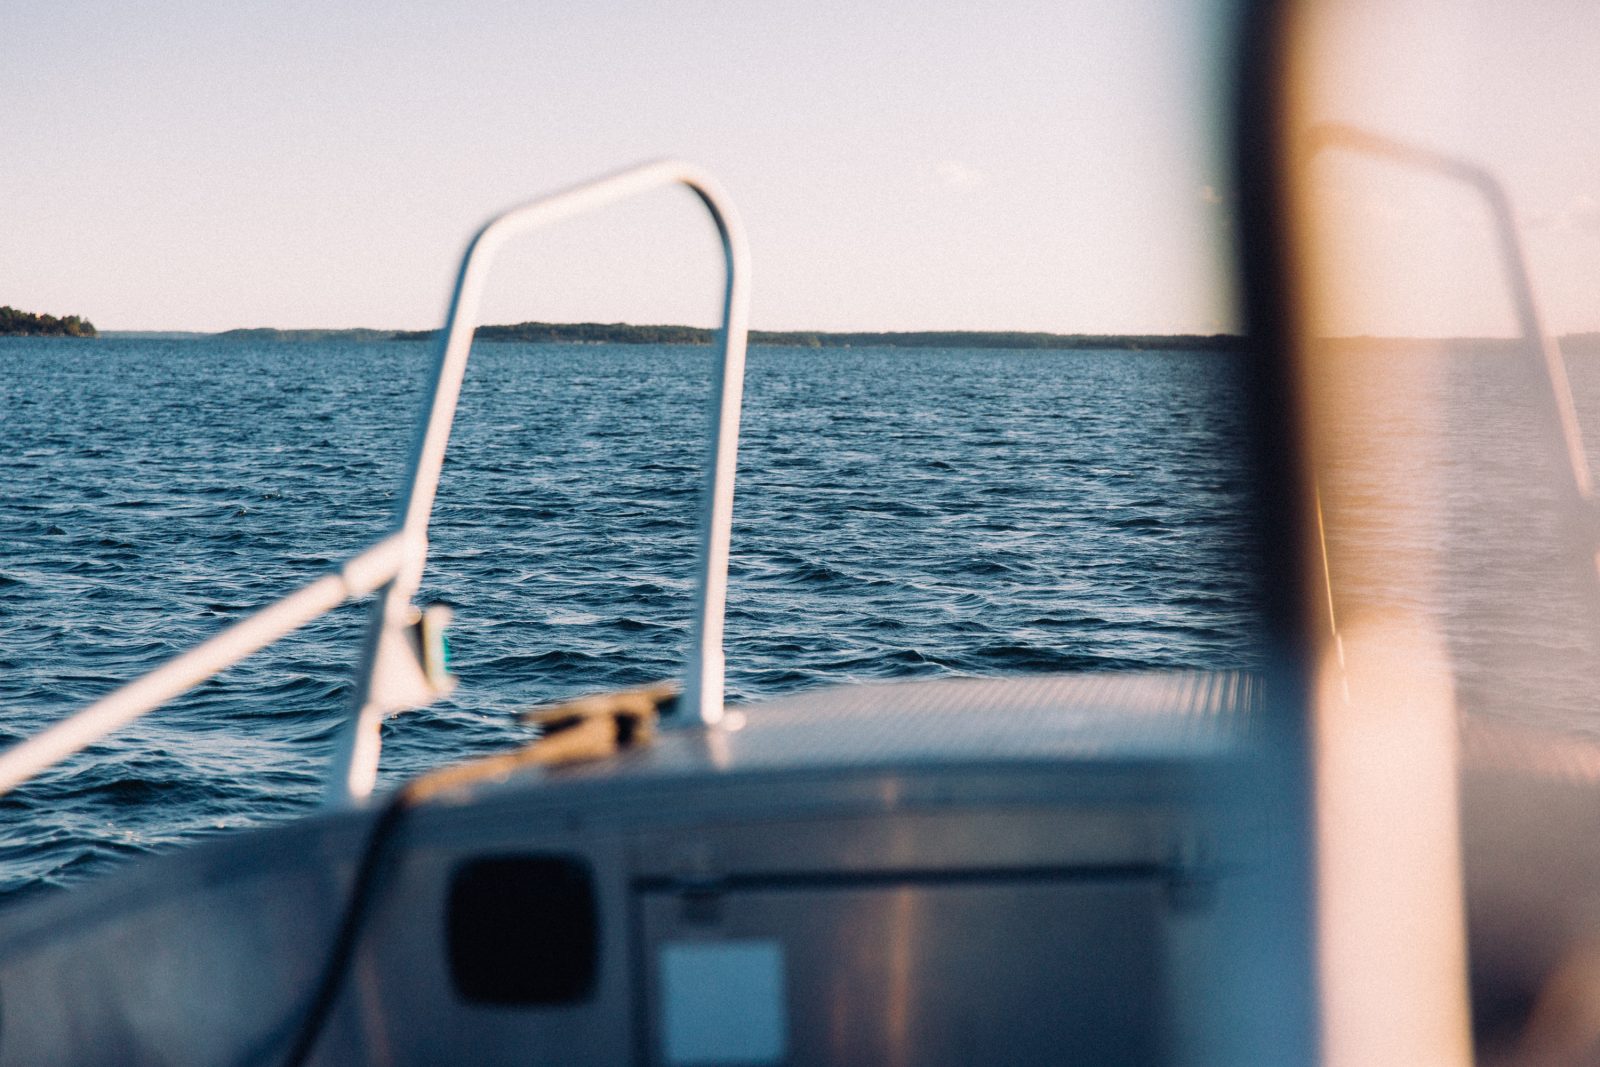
<box><xmin>1231</xmin><ymin>0</ymin><xmax>1321</xmax><ymax>1060</ymax></box>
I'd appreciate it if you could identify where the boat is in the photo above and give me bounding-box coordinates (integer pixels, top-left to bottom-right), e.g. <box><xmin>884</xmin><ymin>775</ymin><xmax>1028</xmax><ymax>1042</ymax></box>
<box><xmin>3</xmin><ymin>2</ymin><xmax>1598</xmax><ymax>1063</ymax></box>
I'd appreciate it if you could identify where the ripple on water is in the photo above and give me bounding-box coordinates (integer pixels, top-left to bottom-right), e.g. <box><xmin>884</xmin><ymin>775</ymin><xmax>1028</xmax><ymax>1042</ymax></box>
<box><xmin>0</xmin><ymin>338</ymin><xmax>1265</xmax><ymax>899</ymax></box>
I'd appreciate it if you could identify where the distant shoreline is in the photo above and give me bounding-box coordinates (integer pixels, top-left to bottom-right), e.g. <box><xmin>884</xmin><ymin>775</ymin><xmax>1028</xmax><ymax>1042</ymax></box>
<box><xmin>94</xmin><ymin>321</ymin><xmax>1241</xmax><ymax>350</ymax></box>
<box><xmin>80</xmin><ymin>328</ymin><xmax>1600</xmax><ymax>352</ymax></box>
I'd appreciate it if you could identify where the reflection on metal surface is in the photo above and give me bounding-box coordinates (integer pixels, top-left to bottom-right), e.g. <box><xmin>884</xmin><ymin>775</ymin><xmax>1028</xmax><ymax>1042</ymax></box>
<box><xmin>642</xmin><ymin>875</ymin><xmax>1168</xmax><ymax>1066</ymax></box>
<box><xmin>886</xmin><ymin>887</ymin><xmax>915</xmax><ymax>1067</ymax></box>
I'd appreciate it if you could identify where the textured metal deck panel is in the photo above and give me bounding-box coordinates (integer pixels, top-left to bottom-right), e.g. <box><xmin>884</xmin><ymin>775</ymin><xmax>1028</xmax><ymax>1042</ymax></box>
<box><xmin>544</xmin><ymin>670</ymin><xmax>1259</xmax><ymax>786</ymax></box>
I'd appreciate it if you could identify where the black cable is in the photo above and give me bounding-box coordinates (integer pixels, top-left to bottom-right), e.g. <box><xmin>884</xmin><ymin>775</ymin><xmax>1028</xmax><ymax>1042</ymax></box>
<box><xmin>277</xmin><ymin>787</ymin><xmax>415</xmax><ymax>1067</ymax></box>
<box><xmin>274</xmin><ymin>685</ymin><xmax>667</xmax><ymax>1065</ymax></box>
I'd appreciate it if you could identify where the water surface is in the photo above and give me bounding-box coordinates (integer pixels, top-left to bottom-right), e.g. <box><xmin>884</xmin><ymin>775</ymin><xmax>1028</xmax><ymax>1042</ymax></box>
<box><xmin>0</xmin><ymin>338</ymin><xmax>1260</xmax><ymax>895</ymax></box>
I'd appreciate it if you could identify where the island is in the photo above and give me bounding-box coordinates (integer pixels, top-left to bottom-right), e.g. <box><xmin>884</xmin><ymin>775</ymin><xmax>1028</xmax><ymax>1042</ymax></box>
<box><xmin>391</xmin><ymin>321</ymin><xmax>1241</xmax><ymax>350</ymax></box>
<box><xmin>213</xmin><ymin>327</ymin><xmax>396</xmax><ymax>343</ymax></box>
<box><xmin>87</xmin><ymin>322</ymin><xmax>1600</xmax><ymax>354</ymax></box>
<box><xmin>0</xmin><ymin>305</ymin><xmax>96</xmax><ymax>337</ymax></box>
<box><xmin>97</xmin><ymin>320</ymin><xmax>1246</xmax><ymax>350</ymax></box>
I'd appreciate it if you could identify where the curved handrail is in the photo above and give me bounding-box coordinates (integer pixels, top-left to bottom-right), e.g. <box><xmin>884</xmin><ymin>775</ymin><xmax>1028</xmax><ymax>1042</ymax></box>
<box><xmin>326</xmin><ymin>159</ymin><xmax>751</xmax><ymax>802</ymax></box>
<box><xmin>0</xmin><ymin>160</ymin><xmax>750</xmax><ymax>805</ymax></box>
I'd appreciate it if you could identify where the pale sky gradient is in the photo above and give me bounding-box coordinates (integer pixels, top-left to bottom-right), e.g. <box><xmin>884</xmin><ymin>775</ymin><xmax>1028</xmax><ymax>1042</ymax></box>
<box><xmin>1297</xmin><ymin>0</ymin><xmax>1600</xmax><ymax>337</ymax></box>
<box><xmin>5</xmin><ymin>0</ymin><xmax>1239</xmax><ymax>334</ymax></box>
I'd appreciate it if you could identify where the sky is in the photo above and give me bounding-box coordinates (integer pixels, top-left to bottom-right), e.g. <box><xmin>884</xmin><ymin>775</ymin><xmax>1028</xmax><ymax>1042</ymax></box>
<box><xmin>4</xmin><ymin>0</ymin><xmax>1239</xmax><ymax>334</ymax></box>
<box><xmin>1295</xmin><ymin>0</ymin><xmax>1600</xmax><ymax>337</ymax></box>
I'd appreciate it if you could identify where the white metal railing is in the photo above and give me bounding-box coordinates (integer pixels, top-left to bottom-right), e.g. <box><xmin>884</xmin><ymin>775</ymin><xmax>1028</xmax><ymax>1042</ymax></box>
<box><xmin>0</xmin><ymin>160</ymin><xmax>751</xmax><ymax>805</ymax></box>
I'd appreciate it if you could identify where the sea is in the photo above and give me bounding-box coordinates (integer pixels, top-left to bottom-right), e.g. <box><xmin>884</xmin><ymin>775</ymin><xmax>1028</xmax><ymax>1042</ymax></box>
<box><xmin>0</xmin><ymin>336</ymin><xmax>1268</xmax><ymax>897</ymax></box>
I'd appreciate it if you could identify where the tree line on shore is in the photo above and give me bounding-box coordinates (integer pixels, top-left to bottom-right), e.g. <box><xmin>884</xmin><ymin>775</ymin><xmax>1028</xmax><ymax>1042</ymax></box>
<box><xmin>389</xmin><ymin>321</ymin><xmax>1240</xmax><ymax>350</ymax></box>
<box><xmin>27</xmin><ymin>313</ymin><xmax>1242</xmax><ymax>350</ymax></box>
<box><xmin>49</xmin><ymin>318</ymin><xmax>1600</xmax><ymax>354</ymax></box>
<box><xmin>0</xmin><ymin>305</ymin><xmax>96</xmax><ymax>337</ymax></box>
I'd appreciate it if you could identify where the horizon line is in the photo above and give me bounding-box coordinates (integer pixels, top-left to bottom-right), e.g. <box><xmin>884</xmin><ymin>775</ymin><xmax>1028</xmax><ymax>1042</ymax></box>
<box><xmin>87</xmin><ymin>323</ymin><xmax>1600</xmax><ymax>344</ymax></box>
<box><xmin>94</xmin><ymin>321</ymin><xmax>1241</xmax><ymax>340</ymax></box>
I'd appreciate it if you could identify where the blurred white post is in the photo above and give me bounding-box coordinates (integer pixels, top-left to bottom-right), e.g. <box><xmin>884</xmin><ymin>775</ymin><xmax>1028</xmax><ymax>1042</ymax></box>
<box><xmin>1314</xmin><ymin>617</ymin><xmax>1472</xmax><ymax>1066</ymax></box>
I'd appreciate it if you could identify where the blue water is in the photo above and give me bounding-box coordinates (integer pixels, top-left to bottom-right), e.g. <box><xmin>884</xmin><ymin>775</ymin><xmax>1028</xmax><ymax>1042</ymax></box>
<box><xmin>0</xmin><ymin>338</ymin><xmax>1261</xmax><ymax>896</ymax></box>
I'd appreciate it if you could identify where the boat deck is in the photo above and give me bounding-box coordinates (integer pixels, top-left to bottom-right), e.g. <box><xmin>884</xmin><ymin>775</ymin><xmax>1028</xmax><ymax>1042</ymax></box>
<box><xmin>0</xmin><ymin>671</ymin><xmax>1268</xmax><ymax>1066</ymax></box>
